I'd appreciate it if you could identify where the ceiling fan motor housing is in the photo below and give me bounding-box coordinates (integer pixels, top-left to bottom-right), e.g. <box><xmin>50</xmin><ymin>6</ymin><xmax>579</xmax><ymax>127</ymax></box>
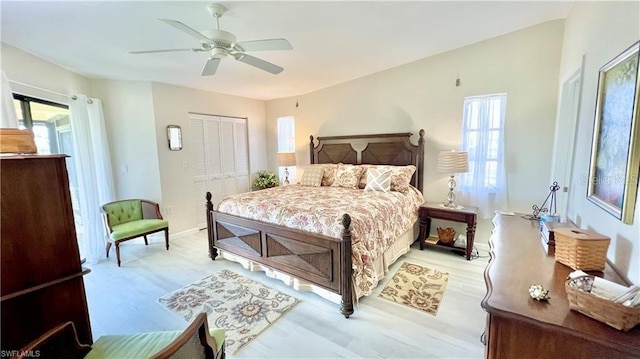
<box><xmin>201</xmin><ymin>29</ymin><xmax>236</xmax><ymax>49</ymax></box>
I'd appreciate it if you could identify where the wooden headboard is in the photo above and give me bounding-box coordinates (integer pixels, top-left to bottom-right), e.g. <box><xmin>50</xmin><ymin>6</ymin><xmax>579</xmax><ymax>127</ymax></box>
<box><xmin>309</xmin><ymin>130</ymin><xmax>425</xmax><ymax>192</ymax></box>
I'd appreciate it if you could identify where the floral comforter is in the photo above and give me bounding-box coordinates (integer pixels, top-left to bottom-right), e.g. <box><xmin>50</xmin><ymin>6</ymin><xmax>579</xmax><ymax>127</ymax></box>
<box><xmin>217</xmin><ymin>185</ymin><xmax>424</xmax><ymax>297</ymax></box>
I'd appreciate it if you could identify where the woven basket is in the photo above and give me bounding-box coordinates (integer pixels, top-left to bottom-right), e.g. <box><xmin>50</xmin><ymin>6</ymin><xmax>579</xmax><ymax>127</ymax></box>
<box><xmin>436</xmin><ymin>227</ymin><xmax>456</xmax><ymax>244</ymax></box>
<box><xmin>566</xmin><ymin>276</ymin><xmax>640</xmax><ymax>331</ymax></box>
<box><xmin>554</xmin><ymin>228</ymin><xmax>610</xmax><ymax>271</ymax></box>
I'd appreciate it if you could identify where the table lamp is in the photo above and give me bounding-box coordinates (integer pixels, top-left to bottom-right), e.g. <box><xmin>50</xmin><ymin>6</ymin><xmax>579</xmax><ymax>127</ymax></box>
<box><xmin>277</xmin><ymin>152</ymin><xmax>296</xmax><ymax>185</ymax></box>
<box><xmin>437</xmin><ymin>150</ymin><xmax>469</xmax><ymax>208</ymax></box>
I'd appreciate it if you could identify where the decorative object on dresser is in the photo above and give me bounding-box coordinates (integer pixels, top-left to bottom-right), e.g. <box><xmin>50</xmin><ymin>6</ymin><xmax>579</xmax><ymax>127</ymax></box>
<box><xmin>524</xmin><ymin>181</ymin><xmax>560</xmax><ymax>220</ymax></box>
<box><xmin>277</xmin><ymin>151</ymin><xmax>296</xmax><ymax>185</ymax></box>
<box><xmin>0</xmin><ymin>128</ymin><xmax>37</xmax><ymax>153</ymax></box>
<box><xmin>566</xmin><ymin>275</ymin><xmax>640</xmax><ymax>332</ymax></box>
<box><xmin>553</xmin><ymin>228</ymin><xmax>610</xmax><ymax>271</ymax></box>
<box><xmin>1</xmin><ymin>155</ymin><xmax>93</xmax><ymax>351</ymax></box>
<box><xmin>436</xmin><ymin>150</ymin><xmax>468</xmax><ymax>209</ymax></box>
<box><xmin>528</xmin><ymin>284</ymin><xmax>550</xmax><ymax>301</ymax></box>
<box><xmin>482</xmin><ymin>213</ymin><xmax>638</xmax><ymax>358</ymax></box>
<box><xmin>207</xmin><ymin>131</ymin><xmax>425</xmax><ymax>318</ymax></box>
<box><xmin>158</xmin><ymin>269</ymin><xmax>298</xmax><ymax>354</ymax></box>
<box><xmin>539</xmin><ymin>220</ymin><xmax>577</xmax><ymax>255</ymax></box>
<box><xmin>418</xmin><ymin>202</ymin><xmax>477</xmax><ymax>260</ymax></box>
<box><xmin>587</xmin><ymin>41</ymin><xmax>640</xmax><ymax>225</ymax></box>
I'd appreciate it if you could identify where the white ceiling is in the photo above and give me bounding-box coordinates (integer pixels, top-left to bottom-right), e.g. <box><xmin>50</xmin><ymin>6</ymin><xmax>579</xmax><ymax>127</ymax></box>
<box><xmin>1</xmin><ymin>1</ymin><xmax>573</xmax><ymax>101</ymax></box>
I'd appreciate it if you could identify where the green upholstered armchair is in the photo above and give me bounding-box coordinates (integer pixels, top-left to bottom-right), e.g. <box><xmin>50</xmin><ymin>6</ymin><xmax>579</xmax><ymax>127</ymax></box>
<box><xmin>13</xmin><ymin>313</ymin><xmax>225</xmax><ymax>359</ymax></box>
<box><xmin>101</xmin><ymin>199</ymin><xmax>169</xmax><ymax>267</ymax></box>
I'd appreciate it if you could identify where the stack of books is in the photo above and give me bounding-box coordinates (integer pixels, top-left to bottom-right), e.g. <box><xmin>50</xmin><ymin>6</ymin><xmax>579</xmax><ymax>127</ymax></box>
<box><xmin>540</xmin><ymin>220</ymin><xmax>576</xmax><ymax>254</ymax></box>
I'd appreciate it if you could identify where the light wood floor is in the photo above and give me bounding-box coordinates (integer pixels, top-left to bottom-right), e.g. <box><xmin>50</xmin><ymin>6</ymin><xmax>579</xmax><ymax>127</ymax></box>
<box><xmin>84</xmin><ymin>230</ymin><xmax>491</xmax><ymax>358</ymax></box>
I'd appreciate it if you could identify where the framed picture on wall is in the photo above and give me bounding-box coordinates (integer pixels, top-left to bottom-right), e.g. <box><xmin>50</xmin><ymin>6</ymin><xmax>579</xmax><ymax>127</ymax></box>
<box><xmin>587</xmin><ymin>41</ymin><xmax>640</xmax><ymax>224</ymax></box>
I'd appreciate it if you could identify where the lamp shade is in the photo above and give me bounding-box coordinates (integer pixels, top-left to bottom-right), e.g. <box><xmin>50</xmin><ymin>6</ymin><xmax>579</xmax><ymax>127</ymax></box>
<box><xmin>277</xmin><ymin>152</ymin><xmax>296</xmax><ymax>167</ymax></box>
<box><xmin>437</xmin><ymin>150</ymin><xmax>469</xmax><ymax>173</ymax></box>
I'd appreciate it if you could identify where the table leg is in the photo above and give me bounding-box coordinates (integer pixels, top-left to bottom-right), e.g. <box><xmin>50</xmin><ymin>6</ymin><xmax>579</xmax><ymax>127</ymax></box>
<box><xmin>465</xmin><ymin>218</ymin><xmax>477</xmax><ymax>260</ymax></box>
<box><xmin>419</xmin><ymin>216</ymin><xmax>431</xmax><ymax>250</ymax></box>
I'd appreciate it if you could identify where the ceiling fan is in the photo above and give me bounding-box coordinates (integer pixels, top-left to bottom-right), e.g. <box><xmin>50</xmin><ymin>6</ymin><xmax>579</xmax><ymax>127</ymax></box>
<box><xmin>129</xmin><ymin>3</ymin><xmax>292</xmax><ymax>76</ymax></box>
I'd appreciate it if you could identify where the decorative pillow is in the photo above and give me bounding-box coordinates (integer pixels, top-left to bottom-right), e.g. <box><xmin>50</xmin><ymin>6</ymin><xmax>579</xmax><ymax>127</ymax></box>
<box><xmin>364</xmin><ymin>168</ymin><xmax>392</xmax><ymax>192</ymax></box>
<box><xmin>299</xmin><ymin>165</ymin><xmax>325</xmax><ymax>187</ymax></box>
<box><xmin>331</xmin><ymin>164</ymin><xmax>365</xmax><ymax>189</ymax></box>
<box><xmin>321</xmin><ymin>163</ymin><xmax>339</xmax><ymax>186</ymax></box>
<box><xmin>376</xmin><ymin>165</ymin><xmax>416</xmax><ymax>192</ymax></box>
<box><xmin>358</xmin><ymin>165</ymin><xmax>375</xmax><ymax>189</ymax></box>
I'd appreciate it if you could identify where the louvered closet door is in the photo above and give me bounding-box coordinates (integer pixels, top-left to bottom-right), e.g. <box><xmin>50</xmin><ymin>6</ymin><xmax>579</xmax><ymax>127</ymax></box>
<box><xmin>190</xmin><ymin>114</ymin><xmax>249</xmax><ymax>229</ymax></box>
<box><xmin>234</xmin><ymin>119</ymin><xmax>250</xmax><ymax>192</ymax></box>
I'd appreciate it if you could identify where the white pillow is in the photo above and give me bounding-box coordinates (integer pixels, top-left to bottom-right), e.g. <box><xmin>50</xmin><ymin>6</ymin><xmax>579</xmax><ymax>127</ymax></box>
<box><xmin>299</xmin><ymin>165</ymin><xmax>325</xmax><ymax>187</ymax></box>
<box><xmin>364</xmin><ymin>168</ymin><xmax>392</xmax><ymax>192</ymax></box>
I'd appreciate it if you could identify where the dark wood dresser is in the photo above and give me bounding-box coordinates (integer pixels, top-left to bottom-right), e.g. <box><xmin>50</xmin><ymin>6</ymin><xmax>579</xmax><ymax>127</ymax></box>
<box><xmin>482</xmin><ymin>213</ymin><xmax>640</xmax><ymax>358</ymax></box>
<box><xmin>1</xmin><ymin>155</ymin><xmax>92</xmax><ymax>351</ymax></box>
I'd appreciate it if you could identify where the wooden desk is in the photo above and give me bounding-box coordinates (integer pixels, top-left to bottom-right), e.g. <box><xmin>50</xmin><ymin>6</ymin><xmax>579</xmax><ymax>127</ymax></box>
<box><xmin>482</xmin><ymin>213</ymin><xmax>640</xmax><ymax>358</ymax></box>
<box><xmin>418</xmin><ymin>202</ymin><xmax>477</xmax><ymax>260</ymax></box>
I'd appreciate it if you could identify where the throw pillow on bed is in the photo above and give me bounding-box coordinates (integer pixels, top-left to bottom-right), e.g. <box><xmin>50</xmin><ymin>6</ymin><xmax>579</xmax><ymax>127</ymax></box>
<box><xmin>331</xmin><ymin>164</ymin><xmax>365</xmax><ymax>189</ymax></box>
<box><xmin>364</xmin><ymin>168</ymin><xmax>392</xmax><ymax>192</ymax></box>
<box><xmin>321</xmin><ymin>164</ymin><xmax>339</xmax><ymax>186</ymax></box>
<box><xmin>299</xmin><ymin>165</ymin><xmax>325</xmax><ymax>187</ymax></box>
<box><xmin>376</xmin><ymin>165</ymin><xmax>416</xmax><ymax>193</ymax></box>
<box><xmin>358</xmin><ymin>164</ymin><xmax>375</xmax><ymax>189</ymax></box>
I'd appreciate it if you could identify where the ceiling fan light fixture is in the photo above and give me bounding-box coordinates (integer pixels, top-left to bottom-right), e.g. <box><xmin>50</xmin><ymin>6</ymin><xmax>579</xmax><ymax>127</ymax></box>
<box><xmin>211</xmin><ymin>47</ymin><xmax>228</xmax><ymax>58</ymax></box>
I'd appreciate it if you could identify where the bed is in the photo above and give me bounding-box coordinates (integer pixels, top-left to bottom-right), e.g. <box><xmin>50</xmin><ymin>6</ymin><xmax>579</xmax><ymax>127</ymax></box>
<box><xmin>206</xmin><ymin>130</ymin><xmax>425</xmax><ymax>318</ymax></box>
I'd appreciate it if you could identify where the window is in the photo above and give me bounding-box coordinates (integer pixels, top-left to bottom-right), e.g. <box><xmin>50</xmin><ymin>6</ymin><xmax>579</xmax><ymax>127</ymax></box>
<box><xmin>13</xmin><ymin>94</ymin><xmax>70</xmax><ymax>155</ymax></box>
<box><xmin>13</xmin><ymin>94</ymin><xmax>86</xmax><ymax>257</ymax></box>
<box><xmin>459</xmin><ymin>93</ymin><xmax>507</xmax><ymax>218</ymax></box>
<box><xmin>277</xmin><ymin>116</ymin><xmax>296</xmax><ymax>182</ymax></box>
<box><xmin>460</xmin><ymin>94</ymin><xmax>506</xmax><ymax>193</ymax></box>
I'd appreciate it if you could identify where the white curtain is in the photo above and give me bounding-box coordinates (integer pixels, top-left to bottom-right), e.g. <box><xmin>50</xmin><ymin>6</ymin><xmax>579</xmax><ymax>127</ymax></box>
<box><xmin>69</xmin><ymin>95</ymin><xmax>115</xmax><ymax>263</ymax></box>
<box><xmin>1</xmin><ymin>70</ymin><xmax>19</xmax><ymax>128</ymax></box>
<box><xmin>458</xmin><ymin>94</ymin><xmax>507</xmax><ymax>219</ymax></box>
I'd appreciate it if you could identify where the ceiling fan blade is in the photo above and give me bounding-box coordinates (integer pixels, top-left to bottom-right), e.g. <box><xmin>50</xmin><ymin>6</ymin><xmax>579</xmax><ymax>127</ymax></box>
<box><xmin>235</xmin><ymin>38</ymin><xmax>292</xmax><ymax>52</ymax></box>
<box><xmin>201</xmin><ymin>57</ymin><xmax>221</xmax><ymax>76</ymax></box>
<box><xmin>159</xmin><ymin>19</ymin><xmax>212</xmax><ymax>43</ymax></box>
<box><xmin>234</xmin><ymin>53</ymin><xmax>283</xmax><ymax>74</ymax></box>
<box><xmin>128</xmin><ymin>48</ymin><xmax>204</xmax><ymax>54</ymax></box>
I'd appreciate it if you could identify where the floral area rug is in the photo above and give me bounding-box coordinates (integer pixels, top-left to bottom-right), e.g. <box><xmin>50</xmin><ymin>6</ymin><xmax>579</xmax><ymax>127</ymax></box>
<box><xmin>379</xmin><ymin>262</ymin><xmax>449</xmax><ymax>316</ymax></box>
<box><xmin>158</xmin><ymin>269</ymin><xmax>300</xmax><ymax>354</ymax></box>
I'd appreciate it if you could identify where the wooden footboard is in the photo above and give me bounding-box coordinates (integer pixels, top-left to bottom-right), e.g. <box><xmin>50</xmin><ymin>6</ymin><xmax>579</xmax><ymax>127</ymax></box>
<box><xmin>206</xmin><ymin>192</ymin><xmax>354</xmax><ymax>318</ymax></box>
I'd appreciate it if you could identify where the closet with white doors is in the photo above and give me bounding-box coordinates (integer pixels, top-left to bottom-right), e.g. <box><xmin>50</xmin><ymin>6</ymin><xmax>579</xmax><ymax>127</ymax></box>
<box><xmin>189</xmin><ymin>113</ymin><xmax>249</xmax><ymax>228</ymax></box>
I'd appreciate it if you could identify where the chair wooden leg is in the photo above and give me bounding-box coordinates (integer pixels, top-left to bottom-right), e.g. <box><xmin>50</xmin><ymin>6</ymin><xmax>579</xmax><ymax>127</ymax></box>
<box><xmin>143</xmin><ymin>235</ymin><xmax>148</xmax><ymax>245</ymax></box>
<box><xmin>164</xmin><ymin>228</ymin><xmax>169</xmax><ymax>250</ymax></box>
<box><xmin>106</xmin><ymin>242</ymin><xmax>112</xmax><ymax>258</ymax></box>
<box><xmin>115</xmin><ymin>242</ymin><xmax>121</xmax><ymax>267</ymax></box>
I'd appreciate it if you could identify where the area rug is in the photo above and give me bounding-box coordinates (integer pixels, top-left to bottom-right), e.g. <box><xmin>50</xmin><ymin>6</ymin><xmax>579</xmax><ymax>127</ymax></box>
<box><xmin>379</xmin><ymin>262</ymin><xmax>449</xmax><ymax>316</ymax></box>
<box><xmin>158</xmin><ymin>269</ymin><xmax>300</xmax><ymax>354</ymax></box>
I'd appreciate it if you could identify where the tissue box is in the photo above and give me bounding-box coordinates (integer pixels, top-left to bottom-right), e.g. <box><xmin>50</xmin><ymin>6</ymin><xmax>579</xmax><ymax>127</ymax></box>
<box><xmin>554</xmin><ymin>228</ymin><xmax>610</xmax><ymax>271</ymax></box>
<box><xmin>0</xmin><ymin>128</ymin><xmax>37</xmax><ymax>153</ymax></box>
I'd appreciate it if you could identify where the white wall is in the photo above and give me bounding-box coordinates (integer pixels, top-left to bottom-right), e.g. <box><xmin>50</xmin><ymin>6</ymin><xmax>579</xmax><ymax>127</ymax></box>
<box><xmin>266</xmin><ymin>20</ymin><xmax>564</xmax><ymax>213</ymax></box>
<box><xmin>150</xmin><ymin>82</ymin><xmax>267</xmax><ymax>234</ymax></box>
<box><xmin>1</xmin><ymin>43</ymin><xmax>90</xmax><ymax>104</ymax></box>
<box><xmin>90</xmin><ymin>80</ymin><xmax>162</xmax><ymax>203</ymax></box>
<box><xmin>559</xmin><ymin>1</ymin><xmax>640</xmax><ymax>284</ymax></box>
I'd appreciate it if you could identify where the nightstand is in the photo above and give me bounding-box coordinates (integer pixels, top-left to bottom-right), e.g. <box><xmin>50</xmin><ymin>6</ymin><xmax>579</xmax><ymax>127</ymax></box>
<box><xmin>418</xmin><ymin>202</ymin><xmax>478</xmax><ymax>260</ymax></box>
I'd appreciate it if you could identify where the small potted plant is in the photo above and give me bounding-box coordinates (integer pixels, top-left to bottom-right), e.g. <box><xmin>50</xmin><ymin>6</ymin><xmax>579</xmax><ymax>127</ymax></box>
<box><xmin>253</xmin><ymin>170</ymin><xmax>279</xmax><ymax>190</ymax></box>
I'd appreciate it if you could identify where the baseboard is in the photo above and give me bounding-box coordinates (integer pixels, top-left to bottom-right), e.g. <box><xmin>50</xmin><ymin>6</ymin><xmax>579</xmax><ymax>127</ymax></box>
<box><xmin>170</xmin><ymin>228</ymin><xmax>200</xmax><ymax>239</ymax></box>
